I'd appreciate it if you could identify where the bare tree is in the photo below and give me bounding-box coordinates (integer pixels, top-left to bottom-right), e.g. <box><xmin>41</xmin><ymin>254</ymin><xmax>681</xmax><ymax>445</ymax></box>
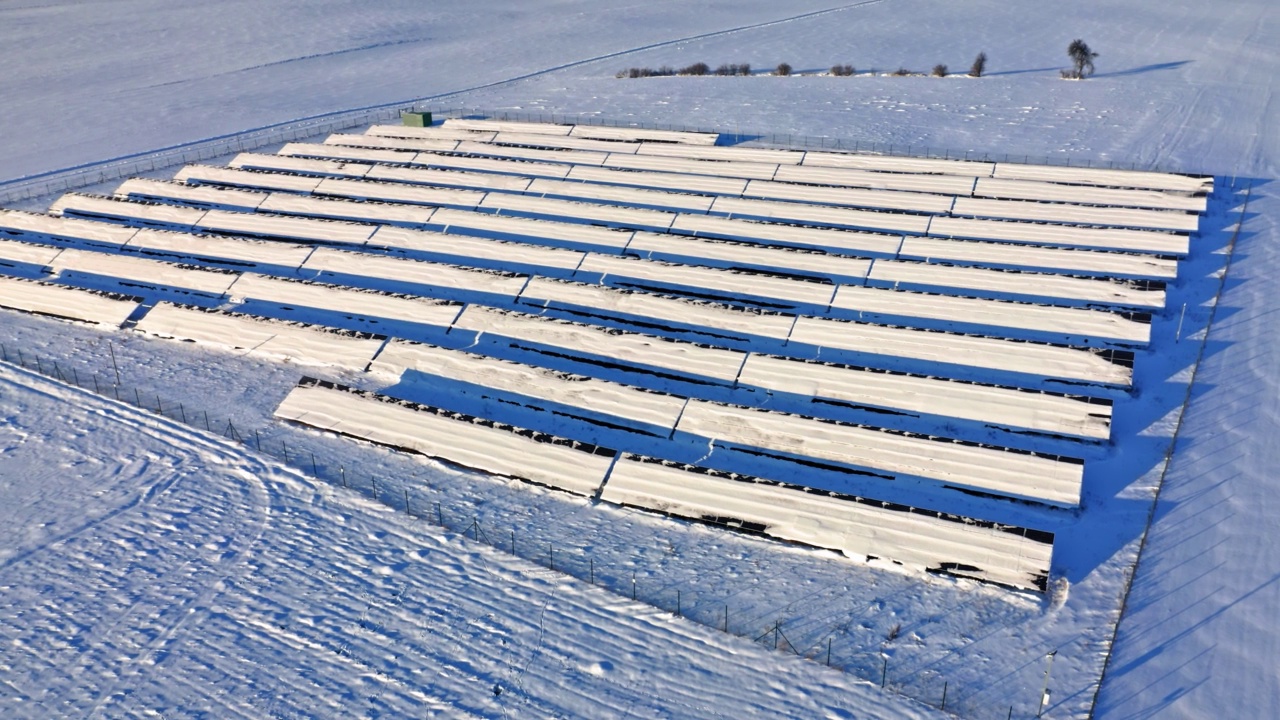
<box><xmin>1066</xmin><ymin>39</ymin><xmax>1098</xmax><ymax>79</ymax></box>
<box><xmin>969</xmin><ymin>52</ymin><xmax>987</xmax><ymax>77</ymax></box>
<box><xmin>931</xmin><ymin>64</ymin><xmax>947</xmax><ymax>77</ymax></box>
<box><xmin>775</xmin><ymin>62</ymin><xmax>793</xmax><ymax>76</ymax></box>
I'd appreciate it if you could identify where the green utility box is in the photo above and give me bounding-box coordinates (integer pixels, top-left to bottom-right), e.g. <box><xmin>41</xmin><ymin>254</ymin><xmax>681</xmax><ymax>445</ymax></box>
<box><xmin>401</xmin><ymin>111</ymin><xmax>433</xmax><ymax>127</ymax></box>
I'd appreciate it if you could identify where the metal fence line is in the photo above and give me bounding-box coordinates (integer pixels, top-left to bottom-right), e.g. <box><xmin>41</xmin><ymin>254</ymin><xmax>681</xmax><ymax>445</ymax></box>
<box><xmin>0</xmin><ymin>343</ymin><xmax>1059</xmax><ymax>718</ymax></box>
<box><xmin>0</xmin><ymin>105</ymin><xmax>1205</xmax><ymax>207</ymax></box>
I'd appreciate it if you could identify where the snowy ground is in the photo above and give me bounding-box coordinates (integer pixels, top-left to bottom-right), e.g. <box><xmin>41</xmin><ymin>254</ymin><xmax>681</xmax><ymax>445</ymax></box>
<box><xmin>1</xmin><ymin>1</ymin><xmax>1277</xmax><ymax>718</ymax></box>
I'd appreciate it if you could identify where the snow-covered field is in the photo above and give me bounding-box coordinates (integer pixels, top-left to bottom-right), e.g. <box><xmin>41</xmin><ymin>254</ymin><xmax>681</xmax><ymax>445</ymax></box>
<box><xmin>1</xmin><ymin>1</ymin><xmax>1277</xmax><ymax>718</ymax></box>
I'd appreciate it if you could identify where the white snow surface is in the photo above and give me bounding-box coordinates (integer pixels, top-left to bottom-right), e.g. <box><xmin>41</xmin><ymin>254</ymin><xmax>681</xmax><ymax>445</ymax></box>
<box><xmin>2</xmin><ymin>0</ymin><xmax>1278</xmax><ymax>718</ymax></box>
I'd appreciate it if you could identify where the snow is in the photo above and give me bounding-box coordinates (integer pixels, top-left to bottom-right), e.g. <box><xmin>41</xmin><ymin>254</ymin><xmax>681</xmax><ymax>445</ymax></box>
<box><xmin>275</xmin><ymin>380</ymin><xmax>615</xmax><ymax>497</ymax></box>
<box><xmin>135</xmin><ymin>302</ymin><xmax>384</xmax><ymax>371</ymax></box>
<box><xmin>601</xmin><ymin>456</ymin><xmax>1053</xmax><ymax>591</ymax></box>
<box><xmin>0</xmin><ymin>276</ymin><xmax>139</xmax><ymax>327</ymax></box>
<box><xmin>2</xmin><ymin>0</ymin><xmax>1277</xmax><ymax>716</ymax></box>
<box><xmin>672</xmin><ymin>400</ymin><xmax>1085</xmax><ymax>508</ymax></box>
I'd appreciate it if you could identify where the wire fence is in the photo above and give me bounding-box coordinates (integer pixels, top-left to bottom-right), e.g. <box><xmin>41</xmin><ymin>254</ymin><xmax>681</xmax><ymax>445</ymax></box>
<box><xmin>0</xmin><ymin>102</ymin><xmax>1202</xmax><ymax>207</ymax></box>
<box><xmin>0</xmin><ymin>341</ymin><xmax>1075</xmax><ymax>719</ymax></box>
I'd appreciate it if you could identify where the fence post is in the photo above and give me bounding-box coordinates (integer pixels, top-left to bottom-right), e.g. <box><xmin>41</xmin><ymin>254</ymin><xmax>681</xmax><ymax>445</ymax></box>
<box><xmin>311</xmin><ymin>452</ymin><xmax>319</xmax><ymax>475</ymax></box>
<box><xmin>107</xmin><ymin>341</ymin><xmax>121</xmax><ymax>385</ymax></box>
<box><xmin>941</xmin><ymin>681</ymin><xmax>947</xmax><ymax>711</ymax></box>
<box><xmin>436</xmin><ymin>501</ymin><xmax>443</xmax><ymax>526</ymax></box>
<box><xmin>632</xmin><ymin>571</ymin><xmax>637</xmax><ymax>600</ymax></box>
<box><xmin>589</xmin><ymin>557</ymin><xmax>594</xmax><ymax>585</ymax></box>
<box><xmin>404</xmin><ymin>489</ymin><xmax>411</xmax><ymax>516</ymax></box>
<box><xmin>881</xmin><ymin>657</ymin><xmax>888</xmax><ymax>688</ymax></box>
<box><xmin>178</xmin><ymin>403</ymin><xmax>186</xmax><ymax>424</ymax></box>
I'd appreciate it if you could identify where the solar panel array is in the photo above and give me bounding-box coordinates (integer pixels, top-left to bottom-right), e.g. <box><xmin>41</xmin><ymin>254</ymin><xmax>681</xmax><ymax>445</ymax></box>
<box><xmin>0</xmin><ymin>116</ymin><xmax>1214</xmax><ymax>592</ymax></box>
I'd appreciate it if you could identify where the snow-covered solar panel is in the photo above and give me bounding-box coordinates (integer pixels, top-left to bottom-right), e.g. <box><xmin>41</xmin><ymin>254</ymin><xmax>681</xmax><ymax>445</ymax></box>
<box><xmin>565</xmin><ymin>165</ymin><xmax>750</xmax><ymax>195</ymax></box>
<box><xmin>671</xmin><ymin>214</ymin><xmax>903</xmax><ymax>257</ymax></box>
<box><xmin>228</xmin><ymin>274</ymin><xmax>464</xmax><ymax>329</ymax></box>
<box><xmin>709</xmin><ymin>196</ymin><xmax>931</xmax><ymax>235</ymax></box>
<box><xmin>451</xmin><ymin>305</ymin><xmax>748</xmax><ymax>384</ymax></box>
<box><xmin>413</xmin><ymin>150</ymin><xmax>575</xmax><ymax>179</ymax></box>
<box><xmin>227</xmin><ymin>153</ymin><xmax>496</xmax><ymax>204</ymax></box>
<box><xmin>279</xmin><ymin>141</ymin><xmax>418</xmax><ymax>164</ymax></box>
<box><xmin>601</xmin><ymin>456</ymin><xmax>1053</xmax><ymax>591</ymax></box>
<box><xmin>736</xmin><ymin>354</ymin><xmax>1111</xmax><ymax>440</ymax></box>
<box><xmin>115</xmin><ymin>178</ymin><xmax>268</xmax><ymax>211</ymax></box>
<box><xmin>790</xmin><ymin>315</ymin><xmax>1132</xmax><ymax>387</ymax></box>
<box><xmin>801</xmin><ymin>152</ymin><xmax>996</xmax><ymax>178</ymax></box>
<box><xmin>371</xmin><ymin>225</ymin><xmax>587</xmax><ymax>272</ymax></box>
<box><xmin>973</xmin><ymin>177</ymin><xmax>1209</xmax><ymax>212</ymax></box>
<box><xmin>0</xmin><ymin>238</ymin><xmax>62</xmax><ymax>269</ymax></box>
<box><xmin>524</xmin><ymin>178</ymin><xmax>716</xmax><ymax>213</ymax></box>
<box><xmin>452</xmin><ymin>140</ymin><xmax>609</xmax><ymax>166</ymax></box>
<box><xmin>867</xmin><ymin>259</ymin><xmax>1166</xmax><ymax>309</ymax></box>
<box><xmin>51</xmin><ymin>193</ymin><xmax>208</xmax><ymax>228</ymax></box>
<box><xmin>636</xmin><ymin>142</ymin><xmax>806</xmax><ymax>165</ymax></box>
<box><xmin>363</xmin><ymin>163</ymin><xmax>534</xmax><ymax>192</ymax></box>
<box><xmin>123</xmin><ymin>228</ymin><xmax>313</xmax><ymax>270</ymax></box>
<box><xmin>0</xmin><ymin>209</ymin><xmax>140</xmax><ymax>247</ymax></box>
<box><xmin>771</xmin><ymin>164</ymin><xmax>976</xmax><ymax>195</ymax></box>
<box><xmin>371</xmin><ymin>340</ymin><xmax>688</xmax><ymax>436</ymax></box>
<box><xmin>830</xmin><ymin>285</ymin><xmax>1150</xmax><ymax>345</ymax></box>
<box><xmin>196</xmin><ymin>208</ymin><xmax>376</xmax><ymax>245</ymax></box>
<box><xmin>577</xmin><ymin>254</ymin><xmax>838</xmax><ymax>310</ymax></box>
<box><xmin>275</xmin><ymin>381</ymin><xmax>613</xmax><ymax>497</ymax></box>
<box><xmin>741</xmin><ymin>180</ymin><xmax>955</xmax><ymax>214</ymax></box>
<box><xmin>323</xmin><ymin>133</ymin><xmax>462</xmax><ymax>152</ymax></box>
<box><xmin>569</xmin><ymin>125</ymin><xmax>719</xmax><ymax>145</ymax></box>
<box><xmin>314</xmin><ymin>177</ymin><xmax>484</xmax><ymax>208</ymax></box>
<box><xmin>50</xmin><ymin>248</ymin><xmax>239</xmax><ymax>297</ymax></box>
<box><xmin>927</xmin><ymin>216</ymin><xmax>1189</xmax><ymax>255</ymax></box>
<box><xmin>135</xmin><ymin>302</ymin><xmax>382</xmax><ymax>371</ymax></box>
<box><xmin>991</xmin><ymin>163</ymin><xmax>1213</xmax><ymax>193</ymax></box>
<box><xmin>367</xmin><ymin>124</ymin><xmax>499</xmax><ymax>142</ymax></box>
<box><xmin>441</xmin><ymin>118</ymin><xmax>573</xmax><ymax>136</ymax></box>
<box><xmin>174</xmin><ymin>164</ymin><xmax>325</xmax><ymax>193</ymax></box>
<box><xmin>603</xmin><ymin>152</ymin><xmax>781</xmax><ymax>180</ymax></box>
<box><xmin>675</xmin><ymin>400</ymin><xmax>1083</xmax><ymax>507</ymax></box>
<box><xmin>898</xmin><ymin>237</ymin><xmax>1178</xmax><ymax>280</ymax></box>
<box><xmin>0</xmin><ymin>276</ymin><xmax>139</xmax><ymax>327</ymax></box>
<box><xmin>257</xmin><ymin>193</ymin><xmax>437</xmax><ymax>227</ymax></box>
<box><xmin>300</xmin><ymin>247</ymin><xmax>528</xmax><ymax>300</ymax></box>
<box><xmin>478</xmin><ymin>193</ymin><xmax>677</xmax><ymax>231</ymax></box>
<box><xmin>491</xmin><ymin>131</ymin><xmax>644</xmax><ymax>155</ymax></box>
<box><xmin>517</xmin><ymin>277</ymin><xmax>797</xmax><ymax>343</ymax></box>
<box><xmin>427</xmin><ymin>207</ymin><xmax>635</xmax><ymax>251</ymax></box>
<box><xmin>229</xmin><ymin>152</ymin><xmax>373</xmax><ymax>178</ymax></box>
<box><xmin>951</xmin><ymin>197</ymin><xmax>1200</xmax><ymax>232</ymax></box>
<box><xmin>624</xmin><ymin>232</ymin><xmax>873</xmax><ymax>283</ymax></box>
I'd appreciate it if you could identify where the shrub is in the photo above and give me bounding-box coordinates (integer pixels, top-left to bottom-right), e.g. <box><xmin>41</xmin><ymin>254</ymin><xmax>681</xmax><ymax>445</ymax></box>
<box><xmin>969</xmin><ymin>51</ymin><xmax>987</xmax><ymax>77</ymax></box>
<box><xmin>830</xmin><ymin>64</ymin><xmax>855</xmax><ymax>76</ymax></box>
<box><xmin>679</xmin><ymin>62</ymin><xmax>710</xmax><ymax>76</ymax></box>
<box><xmin>776</xmin><ymin>62</ymin><xmax>793</xmax><ymax>76</ymax></box>
<box><xmin>737</xmin><ymin>63</ymin><xmax>751</xmax><ymax>76</ymax></box>
<box><xmin>931</xmin><ymin>64</ymin><xmax>947</xmax><ymax>77</ymax></box>
<box><xmin>1067</xmin><ymin>39</ymin><xmax>1098</xmax><ymax>78</ymax></box>
<box><xmin>891</xmin><ymin>67</ymin><xmax>912</xmax><ymax>77</ymax></box>
<box><xmin>714</xmin><ymin>64</ymin><xmax>733</xmax><ymax>76</ymax></box>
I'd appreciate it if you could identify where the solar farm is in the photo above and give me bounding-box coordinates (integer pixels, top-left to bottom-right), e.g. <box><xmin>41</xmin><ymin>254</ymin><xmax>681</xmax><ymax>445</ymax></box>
<box><xmin>0</xmin><ymin>116</ymin><xmax>1212</xmax><ymax>598</ymax></box>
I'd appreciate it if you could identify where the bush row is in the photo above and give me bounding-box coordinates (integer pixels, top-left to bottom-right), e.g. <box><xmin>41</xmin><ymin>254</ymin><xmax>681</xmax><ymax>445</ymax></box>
<box><xmin>618</xmin><ymin>53</ymin><xmax>989</xmax><ymax>79</ymax></box>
